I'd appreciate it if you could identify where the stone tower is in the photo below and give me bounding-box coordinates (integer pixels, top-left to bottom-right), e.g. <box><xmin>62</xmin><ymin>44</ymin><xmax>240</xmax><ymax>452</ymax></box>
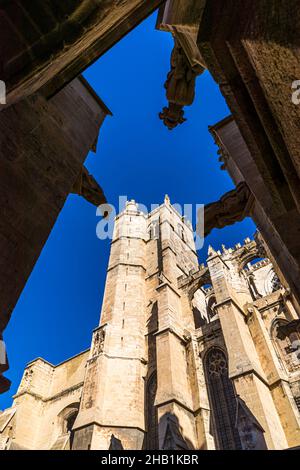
<box><xmin>1</xmin><ymin>198</ymin><xmax>300</xmax><ymax>450</ymax></box>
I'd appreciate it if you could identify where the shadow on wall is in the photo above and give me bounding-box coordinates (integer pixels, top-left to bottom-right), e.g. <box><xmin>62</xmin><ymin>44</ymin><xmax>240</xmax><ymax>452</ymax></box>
<box><xmin>157</xmin><ymin>412</ymin><xmax>195</xmax><ymax>450</ymax></box>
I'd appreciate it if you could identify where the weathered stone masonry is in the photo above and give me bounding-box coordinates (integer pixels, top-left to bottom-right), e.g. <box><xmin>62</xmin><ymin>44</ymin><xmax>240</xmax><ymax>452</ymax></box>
<box><xmin>1</xmin><ymin>199</ymin><xmax>299</xmax><ymax>450</ymax></box>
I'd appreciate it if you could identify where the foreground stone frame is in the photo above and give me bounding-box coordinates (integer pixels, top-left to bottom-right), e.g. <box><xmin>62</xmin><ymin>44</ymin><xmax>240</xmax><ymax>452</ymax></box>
<box><xmin>1</xmin><ymin>0</ymin><xmax>165</xmax><ymax>106</ymax></box>
<box><xmin>196</xmin><ymin>1</ymin><xmax>300</xmax><ymax>299</ymax></box>
<box><xmin>0</xmin><ymin>77</ymin><xmax>111</xmax><ymax>392</ymax></box>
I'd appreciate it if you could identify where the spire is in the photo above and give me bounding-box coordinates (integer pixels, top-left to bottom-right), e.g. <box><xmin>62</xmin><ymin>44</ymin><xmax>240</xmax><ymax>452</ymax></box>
<box><xmin>164</xmin><ymin>194</ymin><xmax>170</xmax><ymax>205</ymax></box>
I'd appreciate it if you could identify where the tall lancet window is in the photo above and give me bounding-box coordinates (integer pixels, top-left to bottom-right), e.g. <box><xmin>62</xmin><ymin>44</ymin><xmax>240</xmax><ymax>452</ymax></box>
<box><xmin>205</xmin><ymin>348</ymin><xmax>242</xmax><ymax>450</ymax></box>
<box><xmin>145</xmin><ymin>373</ymin><xmax>158</xmax><ymax>450</ymax></box>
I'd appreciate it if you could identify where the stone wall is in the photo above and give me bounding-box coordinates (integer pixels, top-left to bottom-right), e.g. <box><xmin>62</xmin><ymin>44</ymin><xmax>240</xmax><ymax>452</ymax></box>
<box><xmin>1</xmin><ymin>201</ymin><xmax>300</xmax><ymax>449</ymax></box>
<box><xmin>0</xmin><ymin>76</ymin><xmax>109</xmax><ymax>392</ymax></box>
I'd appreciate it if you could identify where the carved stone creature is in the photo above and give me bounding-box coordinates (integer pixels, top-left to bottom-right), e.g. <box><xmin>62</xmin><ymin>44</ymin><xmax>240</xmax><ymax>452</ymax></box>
<box><xmin>204</xmin><ymin>182</ymin><xmax>254</xmax><ymax>237</ymax></box>
<box><xmin>71</xmin><ymin>166</ymin><xmax>108</xmax><ymax>215</ymax></box>
<box><xmin>159</xmin><ymin>34</ymin><xmax>205</xmax><ymax>130</ymax></box>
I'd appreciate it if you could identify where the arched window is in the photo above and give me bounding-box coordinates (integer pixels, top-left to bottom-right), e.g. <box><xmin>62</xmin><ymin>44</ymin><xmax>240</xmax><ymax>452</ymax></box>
<box><xmin>145</xmin><ymin>373</ymin><xmax>158</xmax><ymax>450</ymax></box>
<box><xmin>204</xmin><ymin>348</ymin><xmax>242</xmax><ymax>450</ymax></box>
<box><xmin>52</xmin><ymin>403</ymin><xmax>79</xmax><ymax>450</ymax></box>
<box><xmin>60</xmin><ymin>404</ymin><xmax>79</xmax><ymax>435</ymax></box>
<box><xmin>242</xmin><ymin>256</ymin><xmax>282</xmax><ymax>298</ymax></box>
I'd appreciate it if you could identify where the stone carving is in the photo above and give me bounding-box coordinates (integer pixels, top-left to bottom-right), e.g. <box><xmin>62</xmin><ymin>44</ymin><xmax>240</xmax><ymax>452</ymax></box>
<box><xmin>209</xmin><ymin>126</ymin><xmax>230</xmax><ymax>171</ymax></box>
<box><xmin>204</xmin><ymin>182</ymin><xmax>254</xmax><ymax>237</ymax></box>
<box><xmin>159</xmin><ymin>103</ymin><xmax>186</xmax><ymax>130</ymax></box>
<box><xmin>92</xmin><ymin>328</ymin><xmax>106</xmax><ymax>358</ymax></box>
<box><xmin>159</xmin><ymin>33</ymin><xmax>205</xmax><ymax>130</ymax></box>
<box><xmin>71</xmin><ymin>166</ymin><xmax>108</xmax><ymax>212</ymax></box>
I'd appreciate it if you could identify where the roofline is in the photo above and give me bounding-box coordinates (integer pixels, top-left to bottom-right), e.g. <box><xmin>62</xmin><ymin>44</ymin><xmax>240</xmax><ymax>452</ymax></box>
<box><xmin>209</xmin><ymin>114</ymin><xmax>234</xmax><ymax>132</ymax></box>
<box><xmin>78</xmin><ymin>75</ymin><xmax>113</xmax><ymax>116</ymax></box>
<box><xmin>26</xmin><ymin>348</ymin><xmax>90</xmax><ymax>369</ymax></box>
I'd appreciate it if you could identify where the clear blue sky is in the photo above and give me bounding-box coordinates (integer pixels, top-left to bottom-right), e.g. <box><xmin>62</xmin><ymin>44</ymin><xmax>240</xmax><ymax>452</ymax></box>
<box><xmin>0</xmin><ymin>13</ymin><xmax>255</xmax><ymax>409</ymax></box>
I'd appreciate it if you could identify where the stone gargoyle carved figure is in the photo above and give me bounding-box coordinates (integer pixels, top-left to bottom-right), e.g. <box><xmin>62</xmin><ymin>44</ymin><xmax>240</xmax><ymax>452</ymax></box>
<box><xmin>71</xmin><ymin>165</ymin><xmax>109</xmax><ymax>217</ymax></box>
<box><xmin>159</xmin><ymin>34</ymin><xmax>205</xmax><ymax>130</ymax></box>
<box><xmin>204</xmin><ymin>182</ymin><xmax>254</xmax><ymax>237</ymax></box>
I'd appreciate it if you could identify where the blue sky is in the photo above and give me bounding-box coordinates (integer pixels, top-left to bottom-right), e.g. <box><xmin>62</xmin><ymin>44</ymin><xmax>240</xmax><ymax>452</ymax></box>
<box><xmin>0</xmin><ymin>13</ymin><xmax>255</xmax><ymax>409</ymax></box>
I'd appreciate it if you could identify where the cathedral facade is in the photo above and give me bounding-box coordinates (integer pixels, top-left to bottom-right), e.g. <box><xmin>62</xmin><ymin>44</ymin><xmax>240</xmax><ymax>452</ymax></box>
<box><xmin>1</xmin><ymin>198</ymin><xmax>300</xmax><ymax>450</ymax></box>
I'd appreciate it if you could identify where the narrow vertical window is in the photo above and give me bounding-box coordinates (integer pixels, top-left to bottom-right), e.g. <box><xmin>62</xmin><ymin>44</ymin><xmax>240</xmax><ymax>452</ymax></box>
<box><xmin>204</xmin><ymin>348</ymin><xmax>241</xmax><ymax>450</ymax></box>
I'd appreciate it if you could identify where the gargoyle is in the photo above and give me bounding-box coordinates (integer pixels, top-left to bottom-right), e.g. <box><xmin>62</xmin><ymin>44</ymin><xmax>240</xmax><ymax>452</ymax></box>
<box><xmin>71</xmin><ymin>166</ymin><xmax>109</xmax><ymax>216</ymax></box>
<box><xmin>204</xmin><ymin>182</ymin><xmax>255</xmax><ymax>237</ymax></box>
<box><xmin>159</xmin><ymin>33</ymin><xmax>205</xmax><ymax>130</ymax></box>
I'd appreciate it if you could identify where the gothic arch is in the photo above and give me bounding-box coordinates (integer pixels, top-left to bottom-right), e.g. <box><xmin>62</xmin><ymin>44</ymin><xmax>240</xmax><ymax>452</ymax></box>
<box><xmin>203</xmin><ymin>348</ymin><xmax>242</xmax><ymax>450</ymax></box>
<box><xmin>237</xmin><ymin>246</ymin><xmax>262</xmax><ymax>273</ymax></box>
<box><xmin>51</xmin><ymin>402</ymin><xmax>80</xmax><ymax>450</ymax></box>
<box><xmin>186</xmin><ymin>268</ymin><xmax>211</xmax><ymax>302</ymax></box>
<box><xmin>240</xmin><ymin>254</ymin><xmax>281</xmax><ymax>298</ymax></box>
<box><xmin>57</xmin><ymin>403</ymin><xmax>79</xmax><ymax>435</ymax></box>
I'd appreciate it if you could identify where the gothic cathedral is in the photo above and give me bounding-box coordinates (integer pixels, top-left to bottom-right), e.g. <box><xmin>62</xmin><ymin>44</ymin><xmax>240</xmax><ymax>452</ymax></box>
<box><xmin>1</xmin><ymin>198</ymin><xmax>300</xmax><ymax>450</ymax></box>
